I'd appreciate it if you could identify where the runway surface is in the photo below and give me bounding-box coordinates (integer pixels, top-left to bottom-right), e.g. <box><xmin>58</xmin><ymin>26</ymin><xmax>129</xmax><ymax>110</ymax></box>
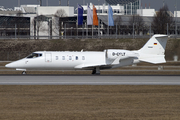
<box><xmin>0</xmin><ymin>75</ymin><xmax>180</xmax><ymax>85</ymax></box>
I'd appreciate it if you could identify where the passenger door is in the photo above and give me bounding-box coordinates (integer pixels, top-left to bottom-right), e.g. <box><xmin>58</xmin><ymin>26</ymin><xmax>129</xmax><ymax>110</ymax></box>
<box><xmin>45</xmin><ymin>53</ymin><xmax>52</xmax><ymax>62</ymax></box>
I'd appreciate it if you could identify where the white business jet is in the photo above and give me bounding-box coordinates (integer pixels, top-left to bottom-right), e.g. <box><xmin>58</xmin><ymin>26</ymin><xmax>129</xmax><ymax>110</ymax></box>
<box><xmin>6</xmin><ymin>34</ymin><xmax>168</xmax><ymax>74</ymax></box>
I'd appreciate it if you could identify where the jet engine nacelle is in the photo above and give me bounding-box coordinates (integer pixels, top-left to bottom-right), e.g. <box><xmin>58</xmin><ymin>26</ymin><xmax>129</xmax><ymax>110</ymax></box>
<box><xmin>105</xmin><ymin>49</ymin><xmax>126</xmax><ymax>60</ymax></box>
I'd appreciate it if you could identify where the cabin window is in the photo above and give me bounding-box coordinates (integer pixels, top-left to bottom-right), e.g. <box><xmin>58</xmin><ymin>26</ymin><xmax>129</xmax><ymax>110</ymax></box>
<box><xmin>62</xmin><ymin>56</ymin><xmax>65</xmax><ymax>60</ymax></box>
<box><xmin>82</xmin><ymin>56</ymin><xmax>85</xmax><ymax>60</ymax></box>
<box><xmin>76</xmin><ymin>56</ymin><xmax>78</xmax><ymax>60</ymax></box>
<box><xmin>69</xmin><ymin>56</ymin><xmax>72</xmax><ymax>60</ymax></box>
<box><xmin>56</xmin><ymin>56</ymin><xmax>58</xmax><ymax>60</ymax></box>
<box><xmin>27</xmin><ymin>53</ymin><xmax>42</xmax><ymax>59</ymax></box>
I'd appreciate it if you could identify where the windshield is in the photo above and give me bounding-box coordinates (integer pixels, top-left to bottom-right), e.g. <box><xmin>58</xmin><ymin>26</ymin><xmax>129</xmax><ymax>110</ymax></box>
<box><xmin>27</xmin><ymin>53</ymin><xmax>42</xmax><ymax>59</ymax></box>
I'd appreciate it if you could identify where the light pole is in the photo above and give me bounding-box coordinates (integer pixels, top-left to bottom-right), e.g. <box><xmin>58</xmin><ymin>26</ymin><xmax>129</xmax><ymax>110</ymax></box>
<box><xmin>15</xmin><ymin>24</ymin><xmax>17</xmax><ymax>39</ymax></box>
<box><xmin>98</xmin><ymin>0</ymin><xmax>100</xmax><ymax>38</ymax></box>
<box><xmin>18</xmin><ymin>0</ymin><xmax>20</xmax><ymax>7</ymax></box>
<box><xmin>59</xmin><ymin>0</ymin><xmax>61</xmax><ymax>6</ymax></box>
<box><xmin>176</xmin><ymin>0</ymin><xmax>177</xmax><ymax>38</ymax></box>
<box><xmin>46</xmin><ymin>0</ymin><xmax>48</xmax><ymax>6</ymax></box>
<box><xmin>39</xmin><ymin>0</ymin><xmax>42</xmax><ymax>6</ymax></box>
<box><xmin>67</xmin><ymin>0</ymin><xmax>69</xmax><ymax>6</ymax></box>
<box><xmin>131</xmin><ymin>2</ymin><xmax>132</xmax><ymax>15</ymax></box>
<box><xmin>167</xmin><ymin>23</ymin><xmax>168</xmax><ymax>35</ymax></box>
<box><xmin>163</xmin><ymin>0</ymin><xmax>165</xmax><ymax>7</ymax></box>
<box><xmin>71</xmin><ymin>27</ymin><xmax>73</xmax><ymax>38</ymax></box>
<box><xmin>175</xmin><ymin>1</ymin><xmax>177</xmax><ymax>38</ymax></box>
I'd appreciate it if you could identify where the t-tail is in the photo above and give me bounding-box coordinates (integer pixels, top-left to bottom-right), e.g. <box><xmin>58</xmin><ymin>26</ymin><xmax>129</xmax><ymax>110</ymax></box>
<box><xmin>136</xmin><ymin>34</ymin><xmax>168</xmax><ymax>64</ymax></box>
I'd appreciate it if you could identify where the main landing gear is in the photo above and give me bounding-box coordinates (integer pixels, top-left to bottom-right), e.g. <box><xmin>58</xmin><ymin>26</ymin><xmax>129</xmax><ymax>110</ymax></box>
<box><xmin>92</xmin><ymin>67</ymin><xmax>100</xmax><ymax>75</ymax></box>
<box><xmin>22</xmin><ymin>71</ymin><xmax>27</xmax><ymax>75</ymax></box>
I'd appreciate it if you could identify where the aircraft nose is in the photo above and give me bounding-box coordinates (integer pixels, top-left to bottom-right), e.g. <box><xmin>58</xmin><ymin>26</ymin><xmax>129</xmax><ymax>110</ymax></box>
<box><xmin>5</xmin><ymin>62</ymin><xmax>18</xmax><ymax>68</ymax></box>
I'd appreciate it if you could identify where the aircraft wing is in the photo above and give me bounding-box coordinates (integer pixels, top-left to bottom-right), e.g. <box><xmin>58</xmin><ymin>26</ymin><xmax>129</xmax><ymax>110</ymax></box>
<box><xmin>75</xmin><ymin>54</ymin><xmax>138</xmax><ymax>69</ymax></box>
<box><xmin>74</xmin><ymin>63</ymin><xmax>108</xmax><ymax>69</ymax></box>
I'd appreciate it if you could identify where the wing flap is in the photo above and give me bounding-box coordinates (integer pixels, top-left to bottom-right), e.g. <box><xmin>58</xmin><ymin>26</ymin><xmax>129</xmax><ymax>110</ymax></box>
<box><xmin>74</xmin><ymin>63</ymin><xmax>106</xmax><ymax>69</ymax></box>
<box><xmin>112</xmin><ymin>55</ymin><xmax>138</xmax><ymax>65</ymax></box>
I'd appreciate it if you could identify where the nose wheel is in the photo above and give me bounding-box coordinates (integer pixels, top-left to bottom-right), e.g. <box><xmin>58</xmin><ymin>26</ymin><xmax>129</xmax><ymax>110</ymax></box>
<box><xmin>22</xmin><ymin>71</ymin><xmax>27</xmax><ymax>75</ymax></box>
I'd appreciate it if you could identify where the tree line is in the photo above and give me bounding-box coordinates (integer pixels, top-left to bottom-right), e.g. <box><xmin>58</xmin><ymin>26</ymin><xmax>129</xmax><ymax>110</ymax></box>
<box><xmin>114</xmin><ymin>5</ymin><xmax>176</xmax><ymax>35</ymax></box>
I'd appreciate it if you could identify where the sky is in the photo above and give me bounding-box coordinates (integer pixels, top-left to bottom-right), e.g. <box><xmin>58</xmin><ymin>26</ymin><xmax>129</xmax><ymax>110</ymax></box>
<box><xmin>0</xmin><ymin>0</ymin><xmax>179</xmax><ymax>12</ymax></box>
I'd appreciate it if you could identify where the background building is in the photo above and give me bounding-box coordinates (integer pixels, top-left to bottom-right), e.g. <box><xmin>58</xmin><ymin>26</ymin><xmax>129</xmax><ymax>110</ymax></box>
<box><xmin>137</xmin><ymin>9</ymin><xmax>156</xmax><ymax>17</ymax></box>
<box><xmin>174</xmin><ymin>11</ymin><xmax>180</xmax><ymax>17</ymax></box>
<box><xmin>82</xmin><ymin>3</ymin><xmax>124</xmax><ymax>15</ymax></box>
<box><xmin>0</xmin><ymin>0</ymin><xmax>180</xmax><ymax>39</ymax></box>
<box><xmin>0</xmin><ymin>16</ymin><xmax>30</xmax><ymax>37</ymax></box>
<box><xmin>105</xmin><ymin>0</ymin><xmax>141</xmax><ymax>15</ymax></box>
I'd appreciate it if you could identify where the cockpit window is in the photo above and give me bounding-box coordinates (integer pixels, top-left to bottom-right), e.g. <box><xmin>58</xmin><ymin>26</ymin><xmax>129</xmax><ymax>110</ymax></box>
<box><xmin>27</xmin><ymin>53</ymin><xmax>42</xmax><ymax>58</ymax></box>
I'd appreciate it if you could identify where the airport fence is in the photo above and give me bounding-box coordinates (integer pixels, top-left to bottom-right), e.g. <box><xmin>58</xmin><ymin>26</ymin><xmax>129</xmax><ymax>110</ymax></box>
<box><xmin>0</xmin><ymin>35</ymin><xmax>151</xmax><ymax>40</ymax></box>
<box><xmin>1</xmin><ymin>34</ymin><xmax>180</xmax><ymax>40</ymax></box>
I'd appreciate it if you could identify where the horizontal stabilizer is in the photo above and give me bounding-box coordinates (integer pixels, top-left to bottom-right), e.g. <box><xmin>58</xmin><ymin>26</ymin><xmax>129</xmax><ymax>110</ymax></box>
<box><xmin>139</xmin><ymin>55</ymin><xmax>166</xmax><ymax>64</ymax></box>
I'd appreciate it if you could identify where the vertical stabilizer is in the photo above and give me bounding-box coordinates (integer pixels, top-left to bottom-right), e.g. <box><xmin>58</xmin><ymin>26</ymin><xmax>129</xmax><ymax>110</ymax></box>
<box><xmin>137</xmin><ymin>34</ymin><xmax>168</xmax><ymax>64</ymax></box>
<box><xmin>139</xmin><ymin>34</ymin><xmax>168</xmax><ymax>55</ymax></box>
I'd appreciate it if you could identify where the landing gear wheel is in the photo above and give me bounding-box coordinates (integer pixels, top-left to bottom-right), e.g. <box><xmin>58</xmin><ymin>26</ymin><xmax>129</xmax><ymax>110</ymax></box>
<box><xmin>92</xmin><ymin>69</ymin><xmax>96</xmax><ymax>74</ymax></box>
<box><xmin>92</xmin><ymin>67</ymin><xmax>100</xmax><ymax>75</ymax></box>
<box><xmin>22</xmin><ymin>71</ymin><xmax>26</xmax><ymax>75</ymax></box>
